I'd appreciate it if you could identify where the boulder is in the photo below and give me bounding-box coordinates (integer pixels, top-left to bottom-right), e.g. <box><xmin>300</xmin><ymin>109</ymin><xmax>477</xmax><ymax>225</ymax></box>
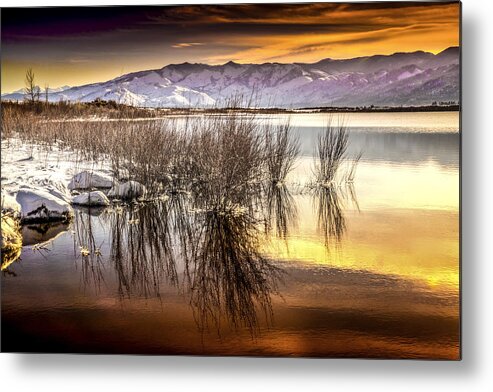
<box><xmin>16</xmin><ymin>187</ymin><xmax>73</xmax><ymax>223</ymax></box>
<box><xmin>30</xmin><ymin>177</ymin><xmax>72</xmax><ymax>203</ymax></box>
<box><xmin>108</xmin><ymin>181</ymin><xmax>146</xmax><ymax>199</ymax></box>
<box><xmin>68</xmin><ymin>171</ymin><xmax>113</xmax><ymax>190</ymax></box>
<box><xmin>72</xmin><ymin>191</ymin><xmax>110</xmax><ymax>207</ymax></box>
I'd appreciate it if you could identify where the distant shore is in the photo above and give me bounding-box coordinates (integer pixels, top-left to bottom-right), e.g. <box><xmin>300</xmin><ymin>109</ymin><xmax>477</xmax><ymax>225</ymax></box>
<box><xmin>170</xmin><ymin>104</ymin><xmax>460</xmax><ymax>114</ymax></box>
<box><xmin>1</xmin><ymin>100</ymin><xmax>460</xmax><ymax>120</ymax></box>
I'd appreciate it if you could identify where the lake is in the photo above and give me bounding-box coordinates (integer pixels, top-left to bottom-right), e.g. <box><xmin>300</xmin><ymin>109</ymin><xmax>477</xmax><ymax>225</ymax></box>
<box><xmin>1</xmin><ymin>111</ymin><xmax>460</xmax><ymax>358</ymax></box>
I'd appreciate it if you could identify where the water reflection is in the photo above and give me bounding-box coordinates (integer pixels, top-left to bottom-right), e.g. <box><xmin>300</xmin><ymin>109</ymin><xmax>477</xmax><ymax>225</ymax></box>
<box><xmin>190</xmin><ymin>207</ymin><xmax>282</xmax><ymax>333</ymax></box>
<box><xmin>294</xmin><ymin>129</ymin><xmax>459</xmax><ymax>168</ymax></box>
<box><xmin>73</xmin><ymin>208</ymin><xmax>106</xmax><ymax>293</ymax></box>
<box><xmin>310</xmin><ymin>183</ymin><xmax>359</xmax><ymax>249</ymax></box>
<box><xmin>313</xmin><ymin>185</ymin><xmax>346</xmax><ymax>246</ymax></box>
<box><xmin>2</xmin><ymin>219</ymin><xmax>71</xmax><ymax>273</ymax></box>
<box><xmin>109</xmin><ymin>201</ymin><xmax>180</xmax><ymax>299</ymax></box>
<box><xmin>265</xmin><ymin>182</ymin><xmax>298</xmax><ymax>239</ymax></box>
<box><xmin>4</xmin><ymin>120</ymin><xmax>363</xmax><ymax>335</ymax></box>
<box><xmin>78</xmin><ymin>196</ymin><xmax>285</xmax><ymax>334</ymax></box>
<box><xmin>22</xmin><ymin>221</ymin><xmax>69</xmax><ymax>246</ymax></box>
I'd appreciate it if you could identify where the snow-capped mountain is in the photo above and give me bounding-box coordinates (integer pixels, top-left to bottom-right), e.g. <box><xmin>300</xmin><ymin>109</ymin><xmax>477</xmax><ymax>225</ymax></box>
<box><xmin>2</xmin><ymin>85</ymin><xmax>72</xmax><ymax>102</ymax></box>
<box><xmin>2</xmin><ymin>47</ymin><xmax>459</xmax><ymax>108</ymax></box>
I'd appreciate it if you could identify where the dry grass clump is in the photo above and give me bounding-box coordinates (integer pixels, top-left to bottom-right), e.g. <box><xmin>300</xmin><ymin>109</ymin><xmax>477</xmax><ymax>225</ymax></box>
<box><xmin>264</xmin><ymin>122</ymin><xmax>300</xmax><ymax>186</ymax></box>
<box><xmin>1</xmin><ymin>213</ymin><xmax>22</xmax><ymax>271</ymax></box>
<box><xmin>2</xmin><ymin>100</ymin><xmax>159</xmax><ymax>120</ymax></box>
<box><xmin>263</xmin><ymin>123</ymin><xmax>300</xmax><ymax>238</ymax></box>
<box><xmin>186</xmin><ymin>113</ymin><xmax>266</xmax><ymax>213</ymax></box>
<box><xmin>309</xmin><ymin>119</ymin><xmax>363</xmax><ymax>247</ymax></box>
<box><xmin>314</xmin><ymin>119</ymin><xmax>349</xmax><ymax>185</ymax></box>
<box><xmin>2</xmin><ymin>103</ymin><xmax>298</xmax><ymax>204</ymax></box>
<box><xmin>310</xmin><ymin>118</ymin><xmax>362</xmax><ymax>191</ymax></box>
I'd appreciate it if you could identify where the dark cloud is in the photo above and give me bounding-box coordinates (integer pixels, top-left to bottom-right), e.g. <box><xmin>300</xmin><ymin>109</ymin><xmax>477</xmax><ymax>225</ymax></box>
<box><xmin>2</xmin><ymin>2</ymin><xmax>459</xmax><ymax>39</ymax></box>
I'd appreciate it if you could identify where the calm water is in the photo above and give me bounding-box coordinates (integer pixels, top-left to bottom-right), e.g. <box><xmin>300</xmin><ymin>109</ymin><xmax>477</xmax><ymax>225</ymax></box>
<box><xmin>1</xmin><ymin>112</ymin><xmax>460</xmax><ymax>358</ymax></box>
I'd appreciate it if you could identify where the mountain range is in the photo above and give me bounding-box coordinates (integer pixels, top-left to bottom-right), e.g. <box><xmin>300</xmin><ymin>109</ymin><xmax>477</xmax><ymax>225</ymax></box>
<box><xmin>2</xmin><ymin>47</ymin><xmax>459</xmax><ymax>108</ymax></box>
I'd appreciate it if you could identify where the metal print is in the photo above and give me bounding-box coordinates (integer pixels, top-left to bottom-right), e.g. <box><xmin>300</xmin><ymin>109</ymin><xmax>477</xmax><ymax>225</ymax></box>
<box><xmin>0</xmin><ymin>2</ymin><xmax>460</xmax><ymax>358</ymax></box>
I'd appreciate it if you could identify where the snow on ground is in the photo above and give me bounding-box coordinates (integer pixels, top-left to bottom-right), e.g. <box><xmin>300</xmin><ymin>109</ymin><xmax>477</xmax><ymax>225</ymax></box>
<box><xmin>1</xmin><ymin>138</ymin><xmax>150</xmax><ymax>219</ymax></box>
<box><xmin>1</xmin><ymin>138</ymin><xmax>114</xmax><ymax>223</ymax></box>
<box><xmin>1</xmin><ymin>137</ymin><xmax>149</xmax><ymax>266</ymax></box>
<box><xmin>1</xmin><ymin>138</ymin><xmax>113</xmax><ymax>197</ymax></box>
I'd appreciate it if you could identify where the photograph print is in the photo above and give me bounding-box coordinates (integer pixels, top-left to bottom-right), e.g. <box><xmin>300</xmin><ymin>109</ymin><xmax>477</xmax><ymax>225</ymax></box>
<box><xmin>1</xmin><ymin>1</ymin><xmax>460</xmax><ymax>359</ymax></box>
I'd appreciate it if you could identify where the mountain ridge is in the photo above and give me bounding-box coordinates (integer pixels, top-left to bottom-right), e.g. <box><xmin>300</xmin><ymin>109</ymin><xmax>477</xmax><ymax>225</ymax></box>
<box><xmin>2</xmin><ymin>47</ymin><xmax>460</xmax><ymax>108</ymax></box>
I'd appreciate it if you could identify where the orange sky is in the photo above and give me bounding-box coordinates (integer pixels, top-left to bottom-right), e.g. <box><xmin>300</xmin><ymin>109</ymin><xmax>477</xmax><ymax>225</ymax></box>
<box><xmin>1</xmin><ymin>2</ymin><xmax>460</xmax><ymax>92</ymax></box>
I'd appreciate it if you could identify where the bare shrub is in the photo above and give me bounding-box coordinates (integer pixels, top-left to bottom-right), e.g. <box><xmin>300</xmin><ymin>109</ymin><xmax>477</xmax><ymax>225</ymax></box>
<box><xmin>314</xmin><ymin>118</ymin><xmax>349</xmax><ymax>185</ymax></box>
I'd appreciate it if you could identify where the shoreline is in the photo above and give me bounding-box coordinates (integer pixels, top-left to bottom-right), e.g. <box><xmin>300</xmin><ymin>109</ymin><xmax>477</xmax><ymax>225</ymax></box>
<box><xmin>164</xmin><ymin>105</ymin><xmax>460</xmax><ymax>115</ymax></box>
<box><xmin>1</xmin><ymin>99</ymin><xmax>460</xmax><ymax>116</ymax></box>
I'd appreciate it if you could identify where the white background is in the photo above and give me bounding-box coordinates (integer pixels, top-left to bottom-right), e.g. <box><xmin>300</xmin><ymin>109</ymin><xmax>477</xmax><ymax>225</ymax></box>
<box><xmin>1</xmin><ymin>0</ymin><xmax>491</xmax><ymax>390</ymax></box>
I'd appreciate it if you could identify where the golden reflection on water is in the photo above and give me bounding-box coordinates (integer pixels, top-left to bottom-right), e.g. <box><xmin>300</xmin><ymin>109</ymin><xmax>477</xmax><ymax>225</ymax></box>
<box><xmin>265</xmin><ymin>210</ymin><xmax>458</xmax><ymax>290</ymax></box>
<box><xmin>355</xmin><ymin>163</ymin><xmax>459</xmax><ymax>210</ymax></box>
<box><xmin>264</xmin><ymin>159</ymin><xmax>459</xmax><ymax>292</ymax></box>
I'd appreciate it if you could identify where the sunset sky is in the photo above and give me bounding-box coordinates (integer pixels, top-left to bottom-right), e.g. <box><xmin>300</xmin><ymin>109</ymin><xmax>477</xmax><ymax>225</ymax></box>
<box><xmin>1</xmin><ymin>1</ymin><xmax>460</xmax><ymax>92</ymax></box>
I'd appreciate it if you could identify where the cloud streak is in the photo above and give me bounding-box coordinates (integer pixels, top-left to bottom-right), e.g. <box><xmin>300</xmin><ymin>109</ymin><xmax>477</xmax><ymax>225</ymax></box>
<box><xmin>171</xmin><ymin>42</ymin><xmax>204</xmax><ymax>49</ymax></box>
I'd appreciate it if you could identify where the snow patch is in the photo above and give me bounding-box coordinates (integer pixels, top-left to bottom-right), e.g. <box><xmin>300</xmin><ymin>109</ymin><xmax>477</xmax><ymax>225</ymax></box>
<box><xmin>26</xmin><ymin>176</ymin><xmax>72</xmax><ymax>203</ymax></box>
<box><xmin>72</xmin><ymin>191</ymin><xmax>110</xmax><ymax>207</ymax></box>
<box><xmin>16</xmin><ymin>187</ymin><xmax>73</xmax><ymax>223</ymax></box>
<box><xmin>68</xmin><ymin>171</ymin><xmax>113</xmax><ymax>190</ymax></box>
<box><xmin>397</xmin><ymin>68</ymin><xmax>424</xmax><ymax>81</ymax></box>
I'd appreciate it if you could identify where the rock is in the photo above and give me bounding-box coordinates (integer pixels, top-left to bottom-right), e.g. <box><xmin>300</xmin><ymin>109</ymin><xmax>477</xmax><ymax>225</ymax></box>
<box><xmin>68</xmin><ymin>171</ymin><xmax>113</xmax><ymax>190</ymax></box>
<box><xmin>35</xmin><ymin>177</ymin><xmax>72</xmax><ymax>203</ymax></box>
<box><xmin>72</xmin><ymin>191</ymin><xmax>110</xmax><ymax>207</ymax></box>
<box><xmin>108</xmin><ymin>181</ymin><xmax>146</xmax><ymax>199</ymax></box>
<box><xmin>25</xmin><ymin>177</ymin><xmax>72</xmax><ymax>204</ymax></box>
<box><xmin>16</xmin><ymin>187</ymin><xmax>73</xmax><ymax>223</ymax></box>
